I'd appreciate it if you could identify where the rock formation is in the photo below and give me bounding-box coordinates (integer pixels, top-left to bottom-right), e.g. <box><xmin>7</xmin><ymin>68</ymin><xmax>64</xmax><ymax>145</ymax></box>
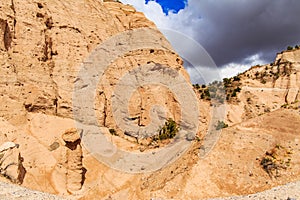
<box><xmin>0</xmin><ymin>0</ymin><xmax>192</xmax><ymax>197</ymax></box>
<box><xmin>224</xmin><ymin>48</ymin><xmax>300</xmax><ymax>125</ymax></box>
<box><xmin>62</xmin><ymin>128</ymin><xmax>84</xmax><ymax>194</ymax></box>
<box><xmin>0</xmin><ymin>0</ymin><xmax>299</xmax><ymax>199</ymax></box>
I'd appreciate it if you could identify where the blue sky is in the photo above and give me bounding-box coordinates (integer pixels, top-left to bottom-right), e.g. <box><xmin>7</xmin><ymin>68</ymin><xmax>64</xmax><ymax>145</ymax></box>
<box><xmin>145</xmin><ymin>0</ymin><xmax>187</xmax><ymax>15</ymax></box>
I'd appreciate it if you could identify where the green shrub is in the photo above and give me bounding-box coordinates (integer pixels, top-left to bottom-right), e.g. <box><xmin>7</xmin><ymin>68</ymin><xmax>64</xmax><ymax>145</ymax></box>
<box><xmin>233</xmin><ymin>76</ymin><xmax>240</xmax><ymax>81</ymax></box>
<box><xmin>223</xmin><ymin>78</ymin><xmax>231</xmax><ymax>87</ymax></box>
<box><xmin>260</xmin><ymin>145</ymin><xmax>291</xmax><ymax>178</ymax></box>
<box><xmin>287</xmin><ymin>46</ymin><xmax>293</xmax><ymax>51</ymax></box>
<box><xmin>204</xmin><ymin>89</ymin><xmax>210</xmax><ymax>97</ymax></box>
<box><xmin>231</xmin><ymin>91</ymin><xmax>237</xmax><ymax>97</ymax></box>
<box><xmin>216</xmin><ymin>121</ymin><xmax>228</xmax><ymax>130</ymax></box>
<box><xmin>234</xmin><ymin>87</ymin><xmax>241</xmax><ymax>93</ymax></box>
<box><xmin>155</xmin><ymin>118</ymin><xmax>179</xmax><ymax>140</ymax></box>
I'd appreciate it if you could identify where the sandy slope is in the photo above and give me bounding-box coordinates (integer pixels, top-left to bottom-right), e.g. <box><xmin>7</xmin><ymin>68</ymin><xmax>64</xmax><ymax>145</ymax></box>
<box><xmin>0</xmin><ymin>181</ymin><xmax>65</xmax><ymax>200</ymax></box>
<box><xmin>210</xmin><ymin>181</ymin><xmax>300</xmax><ymax>200</ymax></box>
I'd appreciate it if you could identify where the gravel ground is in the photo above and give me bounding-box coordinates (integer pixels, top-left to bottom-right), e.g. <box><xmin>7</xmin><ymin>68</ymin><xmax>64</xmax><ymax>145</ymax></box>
<box><xmin>0</xmin><ymin>181</ymin><xmax>299</xmax><ymax>199</ymax></box>
<box><xmin>209</xmin><ymin>181</ymin><xmax>299</xmax><ymax>200</ymax></box>
<box><xmin>0</xmin><ymin>182</ymin><xmax>65</xmax><ymax>200</ymax></box>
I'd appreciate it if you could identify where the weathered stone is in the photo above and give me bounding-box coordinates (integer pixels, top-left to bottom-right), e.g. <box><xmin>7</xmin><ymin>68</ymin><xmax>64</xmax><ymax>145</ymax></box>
<box><xmin>62</xmin><ymin>128</ymin><xmax>81</xmax><ymax>143</ymax></box>
<box><xmin>0</xmin><ymin>142</ymin><xmax>25</xmax><ymax>184</ymax></box>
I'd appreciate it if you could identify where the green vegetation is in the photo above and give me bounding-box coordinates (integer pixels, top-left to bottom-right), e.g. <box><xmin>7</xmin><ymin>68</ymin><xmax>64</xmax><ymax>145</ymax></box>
<box><xmin>194</xmin><ymin>76</ymin><xmax>242</xmax><ymax>103</ymax></box>
<box><xmin>233</xmin><ymin>75</ymin><xmax>240</xmax><ymax>81</ymax></box>
<box><xmin>215</xmin><ymin>120</ymin><xmax>228</xmax><ymax>130</ymax></box>
<box><xmin>286</xmin><ymin>45</ymin><xmax>300</xmax><ymax>51</ymax></box>
<box><xmin>260</xmin><ymin>144</ymin><xmax>292</xmax><ymax>178</ymax></box>
<box><xmin>154</xmin><ymin>118</ymin><xmax>179</xmax><ymax>141</ymax></box>
<box><xmin>223</xmin><ymin>78</ymin><xmax>231</xmax><ymax>87</ymax></box>
<box><xmin>253</xmin><ymin>66</ymin><xmax>281</xmax><ymax>83</ymax></box>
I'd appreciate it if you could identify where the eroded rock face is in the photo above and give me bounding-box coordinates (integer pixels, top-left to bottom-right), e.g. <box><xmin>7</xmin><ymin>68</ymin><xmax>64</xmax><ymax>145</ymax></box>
<box><xmin>0</xmin><ymin>0</ymin><xmax>15</xmax><ymax>52</ymax></box>
<box><xmin>0</xmin><ymin>0</ymin><xmax>187</xmax><ymax>126</ymax></box>
<box><xmin>0</xmin><ymin>142</ymin><xmax>26</xmax><ymax>184</ymax></box>
<box><xmin>1</xmin><ymin>0</ymin><xmax>299</xmax><ymax>199</ymax></box>
<box><xmin>0</xmin><ymin>0</ymin><xmax>194</xmax><ymax>196</ymax></box>
<box><xmin>0</xmin><ymin>0</ymin><xmax>189</xmax><ymax>191</ymax></box>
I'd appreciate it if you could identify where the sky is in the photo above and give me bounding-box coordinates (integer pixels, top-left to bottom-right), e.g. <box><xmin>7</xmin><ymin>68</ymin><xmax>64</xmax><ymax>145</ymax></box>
<box><xmin>120</xmin><ymin>0</ymin><xmax>300</xmax><ymax>83</ymax></box>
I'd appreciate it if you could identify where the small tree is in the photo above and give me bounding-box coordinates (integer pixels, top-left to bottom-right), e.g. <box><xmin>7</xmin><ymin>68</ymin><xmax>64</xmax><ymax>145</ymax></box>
<box><xmin>287</xmin><ymin>46</ymin><xmax>293</xmax><ymax>51</ymax></box>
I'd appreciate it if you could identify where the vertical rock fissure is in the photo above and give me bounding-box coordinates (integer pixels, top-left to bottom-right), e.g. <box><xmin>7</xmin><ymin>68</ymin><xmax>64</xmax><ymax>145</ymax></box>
<box><xmin>43</xmin><ymin>16</ymin><xmax>60</xmax><ymax>115</ymax></box>
<box><xmin>4</xmin><ymin>21</ymin><xmax>12</xmax><ymax>51</ymax></box>
<box><xmin>102</xmin><ymin>92</ymin><xmax>108</xmax><ymax>127</ymax></box>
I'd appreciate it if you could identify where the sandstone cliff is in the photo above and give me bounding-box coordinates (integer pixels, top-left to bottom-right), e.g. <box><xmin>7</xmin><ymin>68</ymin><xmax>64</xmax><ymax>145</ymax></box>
<box><xmin>225</xmin><ymin>48</ymin><xmax>300</xmax><ymax>125</ymax></box>
<box><xmin>0</xmin><ymin>0</ymin><xmax>299</xmax><ymax>199</ymax></box>
<box><xmin>0</xmin><ymin>0</ymin><xmax>195</xmax><ymax>197</ymax></box>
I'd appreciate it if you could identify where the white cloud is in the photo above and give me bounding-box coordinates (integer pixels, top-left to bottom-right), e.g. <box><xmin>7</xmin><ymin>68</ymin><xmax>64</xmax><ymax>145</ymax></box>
<box><xmin>220</xmin><ymin>54</ymin><xmax>267</xmax><ymax>79</ymax></box>
<box><xmin>120</xmin><ymin>0</ymin><xmax>197</xmax><ymax>38</ymax></box>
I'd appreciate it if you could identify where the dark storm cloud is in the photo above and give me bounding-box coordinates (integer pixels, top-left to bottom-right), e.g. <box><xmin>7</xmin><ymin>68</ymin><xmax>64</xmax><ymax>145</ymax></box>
<box><xmin>120</xmin><ymin>0</ymin><xmax>300</xmax><ymax>82</ymax></box>
<box><xmin>190</xmin><ymin>0</ymin><xmax>300</xmax><ymax>66</ymax></box>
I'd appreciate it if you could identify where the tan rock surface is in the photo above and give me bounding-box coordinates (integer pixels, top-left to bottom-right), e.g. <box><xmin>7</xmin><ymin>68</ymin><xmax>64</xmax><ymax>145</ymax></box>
<box><xmin>0</xmin><ymin>0</ymin><xmax>299</xmax><ymax>199</ymax></box>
